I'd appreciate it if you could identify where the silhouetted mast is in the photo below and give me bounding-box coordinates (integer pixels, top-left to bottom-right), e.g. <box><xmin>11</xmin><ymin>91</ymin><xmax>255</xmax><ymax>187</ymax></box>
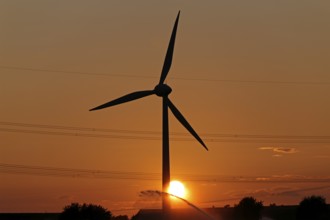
<box><xmin>90</xmin><ymin>11</ymin><xmax>208</xmax><ymax>215</ymax></box>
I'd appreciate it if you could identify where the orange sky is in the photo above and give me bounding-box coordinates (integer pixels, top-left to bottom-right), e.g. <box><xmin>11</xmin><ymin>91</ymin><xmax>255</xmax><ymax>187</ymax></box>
<box><xmin>1</xmin><ymin>1</ymin><xmax>330</xmax><ymax>217</ymax></box>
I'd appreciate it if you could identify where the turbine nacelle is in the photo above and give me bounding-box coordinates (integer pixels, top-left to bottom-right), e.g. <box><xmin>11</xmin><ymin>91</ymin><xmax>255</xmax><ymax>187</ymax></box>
<box><xmin>154</xmin><ymin>84</ymin><xmax>172</xmax><ymax>97</ymax></box>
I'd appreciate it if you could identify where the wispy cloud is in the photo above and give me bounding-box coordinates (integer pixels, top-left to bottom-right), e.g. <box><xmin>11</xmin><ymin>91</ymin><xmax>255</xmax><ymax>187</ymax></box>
<box><xmin>245</xmin><ymin>185</ymin><xmax>330</xmax><ymax>198</ymax></box>
<box><xmin>206</xmin><ymin>185</ymin><xmax>330</xmax><ymax>203</ymax></box>
<box><xmin>57</xmin><ymin>195</ymin><xmax>75</xmax><ymax>201</ymax></box>
<box><xmin>259</xmin><ymin>147</ymin><xmax>298</xmax><ymax>156</ymax></box>
<box><xmin>274</xmin><ymin>185</ymin><xmax>330</xmax><ymax>197</ymax></box>
<box><xmin>314</xmin><ymin>155</ymin><xmax>330</xmax><ymax>159</ymax></box>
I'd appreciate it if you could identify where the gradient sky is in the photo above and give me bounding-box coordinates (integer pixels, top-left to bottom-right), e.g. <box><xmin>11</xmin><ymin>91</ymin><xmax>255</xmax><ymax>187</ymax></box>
<box><xmin>1</xmin><ymin>0</ymin><xmax>330</xmax><ymax>217</ymax></box>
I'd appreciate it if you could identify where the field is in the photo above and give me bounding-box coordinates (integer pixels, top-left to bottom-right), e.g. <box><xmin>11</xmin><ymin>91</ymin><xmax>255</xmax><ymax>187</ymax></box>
<box><xmin>0</xmin><ymin>206</ymin><xmax>298</xmax><ymax>220</ymax></box>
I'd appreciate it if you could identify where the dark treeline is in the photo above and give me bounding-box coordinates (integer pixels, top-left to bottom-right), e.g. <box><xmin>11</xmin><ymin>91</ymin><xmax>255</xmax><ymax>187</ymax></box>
<box><xmin>0</xmin><ymin>195</ymin><xmax>329</xmax><ymax>220</ymax></box>
<box><xmin>58</xmin><ymin>195</ymin><xmax>329</xmax><ymax>220</ymax></box>
<box><xmin>59</xmin><ymin>203</ymin><xmax>129</xmax><ymax>220</ymax></box>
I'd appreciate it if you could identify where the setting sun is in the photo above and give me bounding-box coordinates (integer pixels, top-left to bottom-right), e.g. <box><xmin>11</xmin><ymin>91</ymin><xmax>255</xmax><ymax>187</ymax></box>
<box><xmin>168</xmin><ymin>180</ymin><xmax>186</xmax><ymax>198</ymax></box>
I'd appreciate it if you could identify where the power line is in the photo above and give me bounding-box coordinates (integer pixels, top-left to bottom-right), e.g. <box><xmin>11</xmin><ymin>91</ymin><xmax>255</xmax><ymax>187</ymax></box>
<box><xmin>0</xmin><ymin>163</ymin><xmax>159</xmax><ymax>180</ymax></box>
<box><xmin>0</xmin><ymin>65</ymin><xmax>154</xmax><ymax>79</ymax></box>
<box><xmin>2</xmin><ymin>121</ymin><xmax>330</xmax><ymax>139</ymax></box>
<box><xmin>0</xmin><ymin>121</ymin><xmax>162</xmax><ymax>135</ymax></box>
<box><xmin>1</xmin><ymin>163</ymin><xmax>329</xmax><ymax>183</ymax></box>
<box><xmin>1</xmin><ymin>65</ymin><xmax>329</xmax><ymax>85</ymax></box>
<box><xmin>0</xmin><ymin>127</ymin><xmax>161</xmax><ymax>141</ymax></box>
<box><xmin>1</xmin><ymin>121</ymin><xmax>330</xmax><ymax>144</ymax></box>
<box><xmin>2</xmin><ymin>128</ymin><xmax>330</xmax><ymax>144</ymax></box>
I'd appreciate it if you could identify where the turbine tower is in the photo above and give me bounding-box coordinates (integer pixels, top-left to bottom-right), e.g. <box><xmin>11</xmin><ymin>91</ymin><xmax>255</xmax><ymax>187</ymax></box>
<box><xmin>90</xmin><ymin>11</ymin><xmax>208</xmax><ymax>212</ymax></box>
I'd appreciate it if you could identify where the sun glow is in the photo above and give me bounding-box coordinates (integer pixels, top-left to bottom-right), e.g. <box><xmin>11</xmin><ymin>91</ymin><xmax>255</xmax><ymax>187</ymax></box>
<box><xmin>168</xmin><ymin>180</ymin><xmax>186</xmax><ymax>199</ymax></box>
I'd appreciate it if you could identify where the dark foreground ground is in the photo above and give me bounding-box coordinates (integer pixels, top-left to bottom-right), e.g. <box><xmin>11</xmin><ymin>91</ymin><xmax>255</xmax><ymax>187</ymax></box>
<box><xmin>0</xmin><ymin>213</ymin><xmax>59</xmax><ymax>220</ymax></box>
<box><xmin>132</xmin><ymin>205</ymin><xmax>298</xmax><ymax>220</ymax></box>
<box><xmin>0</xmin><ymin>205</ymin><xmax>328</xmax><ymax>220</ymax></box>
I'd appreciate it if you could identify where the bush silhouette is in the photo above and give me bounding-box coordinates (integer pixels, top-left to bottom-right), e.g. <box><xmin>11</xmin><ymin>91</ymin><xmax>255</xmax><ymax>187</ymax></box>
<box><xmin>234</xmin><ymin>197</ymin><xmax>263</xmax><ymax>220</ymax></box>
<box><xmin>59</xmin><ymin>203</ymin><xmax>112</xmax><ymax>220</ymax></box>
<box><xmin>296</xmin><ymin>195</ymin><xmax>329</xmax><ymax>220</ymax></box>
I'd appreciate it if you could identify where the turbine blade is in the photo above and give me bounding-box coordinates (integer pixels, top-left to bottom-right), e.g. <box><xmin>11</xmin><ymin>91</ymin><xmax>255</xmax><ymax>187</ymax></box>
<box><xmin>167</xmin><ymin>98</ymin><xmax>208</xmax><ymax>151</ymax></box>
<box><xmin>159</xmin><ymin>11</ymin><xmax>180</xmax><ymax>85</ymax></box>
<box><xmin>90</xmin><ymin>90</ymin><xmax>155</xmax><ymax>111</ymax></box>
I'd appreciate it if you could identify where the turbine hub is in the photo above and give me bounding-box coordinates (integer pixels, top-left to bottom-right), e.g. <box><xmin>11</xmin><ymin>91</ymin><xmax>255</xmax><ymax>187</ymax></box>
<box><xmin>154</xmin><ymin>84</ymin><xmax>172</xmax><ymax>97</ymax></box>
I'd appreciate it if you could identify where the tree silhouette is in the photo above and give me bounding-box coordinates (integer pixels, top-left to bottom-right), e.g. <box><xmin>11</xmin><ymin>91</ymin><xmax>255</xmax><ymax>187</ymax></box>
<box><xmin>59</xmin><ymin>203</ymin><xmax>112</xmax><ymax>220</ymax></box>
<box><xmin>296</xmin><ymin>195</ymin><xmax>329</xmax><ymax>220</ymax></box>
<box><xmin>112</xmin><ymin>215</ymin><xmax>129</xmax><ymax>220</ymax></box>
<box><xmin>234</xmin><ymin>197</ymin><xmax>263</xmax><ymax>220</ymax></box>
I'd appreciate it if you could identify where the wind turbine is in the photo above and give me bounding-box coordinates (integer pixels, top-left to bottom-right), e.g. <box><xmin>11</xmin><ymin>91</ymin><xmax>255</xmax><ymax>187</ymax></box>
<box><xmin>90</xmin><ymin>11</ymin><xmax>208</xmax><ymax>212</ymax></box>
